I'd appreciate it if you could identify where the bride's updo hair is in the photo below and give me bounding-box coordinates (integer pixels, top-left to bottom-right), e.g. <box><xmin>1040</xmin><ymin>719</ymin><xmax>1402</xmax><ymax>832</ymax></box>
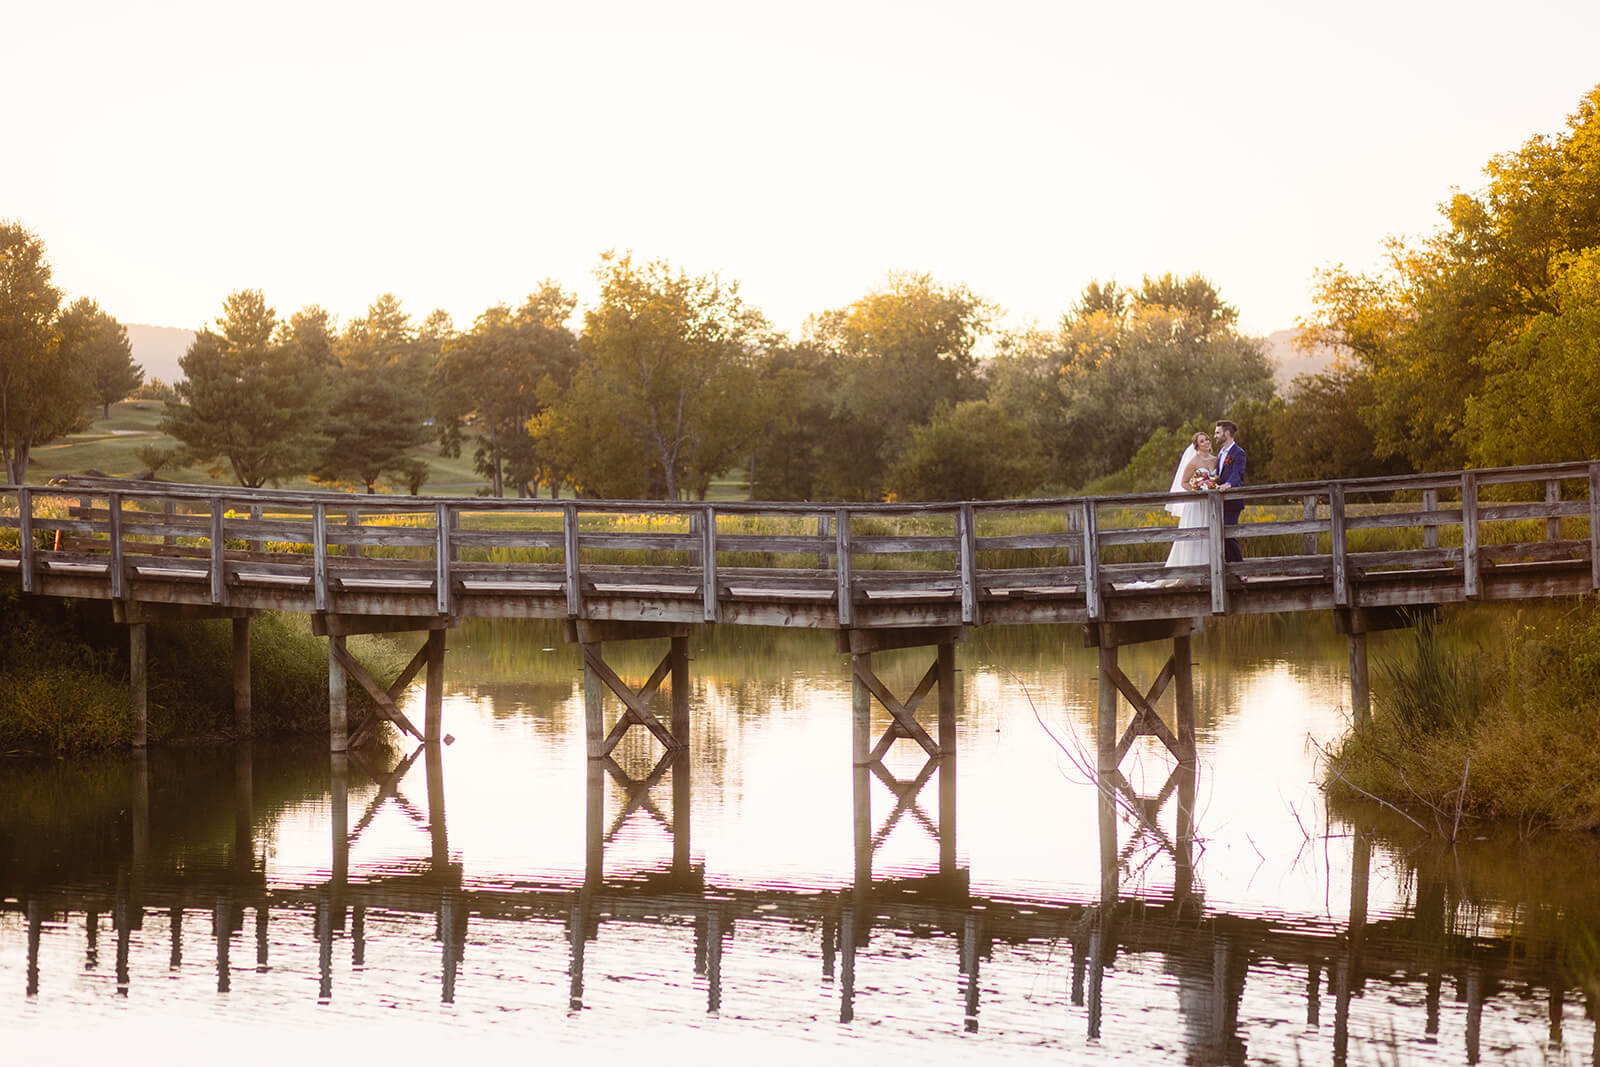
<box><xmin>1192</xmin><ymin>431</ymin><xmax>1210</xmax><ymax>449</ymax></box>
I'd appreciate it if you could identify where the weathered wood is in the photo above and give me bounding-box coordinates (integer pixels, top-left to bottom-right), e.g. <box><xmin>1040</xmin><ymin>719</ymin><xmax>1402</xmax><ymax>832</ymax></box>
<box><xmin>1591</xmin><ymin>463</ymin><xmax>1600</xmax><ymax>591</ymax></box>
<box><xmin>1108</xmin><ymin>657</ymin><xmax>1182</xmax><ymax>764</ymax></box>
<box><xmin>1330</xmin><ymin>484</ymin><xmax>1349</xmax><ymax>607</ymax></box>
<box><xmin>1173</xmin><ymin>635</ymin><xmax>1195</xmax><ymax>762</ymax></box>
<box><xmin>836</xmin><ymin>508</ymin><xmax>853</xmax><ymax>627</ymax></box>
<box><xmin>209</xmin><ymin>498</ymin><xmax>226</xmax><ymax>605</ymax></box>
<box><xmin>1083</xmin><ymin>617</ymin><xmax>1199</xmax><ymax>648</ymax></box>
<box><xmin>1208</xmin><ymin>492</ymin><xmax>1226</xmax><ymax>615</ymax></box>
<box><xmin>1083</xmin><ymin>502</ymin><xmax>1102</xmax><ymax>620</ymax></box>
<box><xmin>937</xmin><ymin>641</ymin><xmax>956</xmax><ymax>758</ymax></box>
<box><xmin>312</xmin><ymin>504</ymin><xmax>329</xmax><ymax>612</ymax></box>
<box><xmin>566</xmin><ymin>619</ymin><xmax>693</xmax><ymax>644</ymax></box>
<box><xmin>837</xmin><ymin>625</ymin><xmax>964</xmax><ymax>655</ymax></box>
<box><xmin>582</xmin><ymin>645</ymin><xmax>680</xmax><ymax>753</ymax></box>
<box><xmin>1348</xmin><ymin>633</ymin><xmax>1370</xmax><ymax>728</ymax></box>
<box><xmin>425</xmin><ymin>629</ymin><xmax>445</xmax><ymax>742</ymax></box>
<box><xmin>563</xmin><ymin>503</ymin><xmax>582</xmax><ymax>619</ymax></box>
<box><xmin>331</xmin><ymin>638</ymin><xmax>424</xmax><ymax>742</ymax></box>
<box><xmin>1334</xmin><ymin>605</ymin><xmax>1431</xmax><ymax>635</ymax></box>
<box><xmin>18</xmin><ymin>488</ymin><xmax>34</xmax><ymax>592</ymax></box>
<box><xmin>328</xmin><ymin>635</ymin><xmax>348</xmax><ymax>752</ymax></box>
<box><xmin>1302</xmin><ymin>495</ymin><xmax>1318</xmax><ymax>555</ymax></box>
<box><xmin>435</xmin><ymin>503</ymin><xmax>452</xmax><ymax>616</ymax></box>
<box><xmin>1422</xmin><ymin>488</ymin><xmax>1439</xmax><ymax>550</ymax></box>
<box><xmin>312</xmin><ymin>613</ymin><xmax>454</xmax><ymax>637</ymax></box>
<box><xmin>852</xmin><ymin>653</ymin><xmax>872</xmax><ymax>767</ymax></box>
<box><xmin>108</xmin><ymin>493</ymin><xmax>126</xmax><ymax>600</ymax></box>
<box><xmin>1548</xmin><ymin>480</ymin><xmax>1562</xmax><ymax>542</ymax></box>
<box><xmin>130</xmin><ymin>622</ymin><xmax>148</xmax><ymax>748</ymax></box>
<box><xmin>854</xmin><ymin>658</ymin><xmax>940</xmax><ymax>759</ymax></box>
<box><xmin>1461</xmin><ymin>471</ymin><xmax>1480</xmax><ymax>599</ymax></box>
<box><xmin>958</xmin><ymin>503</ymin><xmax>978</xmax><ymax>625</ymax></box>
<box><xmin>701</xmin><ymin>506</ymin><xmax>718</xmax><ymax>623</ymax></box>
<box><xmin>233</xmin><ymin>617</ymin><xmax>251</xmax><ymax>735</ymax></box>
<box><xmin>815</xmin><ymin>513</ymin><xmax>831</xmax><ymax>568</ymax></box>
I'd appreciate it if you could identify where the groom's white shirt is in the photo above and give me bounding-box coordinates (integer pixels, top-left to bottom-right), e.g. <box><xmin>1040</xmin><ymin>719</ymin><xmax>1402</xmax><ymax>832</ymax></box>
<box><xmin>1215</xmin><ymin>442</ymin><xmax>1233</xmax><ymax>472</ymax></box>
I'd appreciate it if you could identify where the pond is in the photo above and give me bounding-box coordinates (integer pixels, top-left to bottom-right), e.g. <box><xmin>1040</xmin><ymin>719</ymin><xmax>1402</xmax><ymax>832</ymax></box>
<box><xmin>3</xmin><ymin>616</ymin><xmax>1597</xmax><ymax>1065</ymax></box>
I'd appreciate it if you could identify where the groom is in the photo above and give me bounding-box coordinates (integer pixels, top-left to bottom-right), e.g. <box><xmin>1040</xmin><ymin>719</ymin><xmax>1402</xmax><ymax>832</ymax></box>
<box><xmin>1213</xmin><ymin>420</ymin><xmax>1246</xmax><ymax>562</ymax></box>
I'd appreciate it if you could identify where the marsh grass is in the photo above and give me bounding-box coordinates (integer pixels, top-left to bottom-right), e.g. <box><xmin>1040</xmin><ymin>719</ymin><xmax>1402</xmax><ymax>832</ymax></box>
<box><xmin>1326</xmin><ymin>599</ymin><xmax>1600</xmax><ymax>832</ymax></box>
<box><xmin>0</xmin><ymin>590</ymin><xmax>407</xmax><ymax>754</ymax></box>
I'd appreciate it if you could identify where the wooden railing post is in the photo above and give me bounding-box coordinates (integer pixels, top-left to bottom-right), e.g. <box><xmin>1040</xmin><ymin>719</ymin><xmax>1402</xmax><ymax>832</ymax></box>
<box><xmin>19</xmin><ymin>487</ymin><xmax>34</xmax><ymax>593</ymax></box>
<box><xmin>1207</xmin><ymin>491</ymin><xmax>1226</xmax><ymax>615</ymax></box>
<box><xmin>1422</xmin><ymin>488</ymin><xmax>1439</xmax><ymax>550</ymax></box>
<box><xmin>1546</xmin><ymin>479</ymin><xmax>1561</xmax><ymax>542</ymax></box>
<box><xmin>1302</xmin><ymin>494</ymin><xmax>1318</xmax><ymax>556</ymax></box>
<box><xmin>1082</xmin><ymin>501</ymin><xmax>1101</xmax><ymax>620</ymax></box>
<box><xmin>815</xmin><ymin>513</ymin><xmax>831</xmax><ymax>568</ymax></box>
<box><xmin>835</xmin><ymin>508</ymin><xmax>853</xmax><ymax>627</ymax></box>
<box><xmin>435</xmin><ymin>502</ymin><xmax>452</xmax><ymax>616</ymax></box>
<box><xmin>1330</xmin><ymin>483</ymin><xmax>1349</xmax><ymax>606</ymax></box>
<box><xmin>701</xmin><ymin>504</ymin><xmax>718</xmax><ymax>623</ymax></box>
<box><xmin>1462</xmin><ymin>471</ymin><xmax>1480</xmax><ymax>599</ymax></box>
<box><xmin>312</xmin><ymin>503</ymin><xmax>329</xmax><ymax>612</ymax></box>
<box><xmin>109</xmin><ymin>492</ymin><xmax>126</xmax><ymax>600</ymax></box>
<box><xmin>958</xmin><ymin>503</ymin><xmax>978</xmax><ymax>625</ymax></box>
<box><xmin>209</xmin><ymin>495</ymin><xmax>225</xmax><ymax>605</ymax></box>
<box><xmin>563</xmin><ymin>503</ymin><xmax>582</xmax><ymax>619</ymax></box>
<box><xmin>1590</xmin><ymin>462</ymin><xmax>1600</xmax><ymax>591</ymax></box>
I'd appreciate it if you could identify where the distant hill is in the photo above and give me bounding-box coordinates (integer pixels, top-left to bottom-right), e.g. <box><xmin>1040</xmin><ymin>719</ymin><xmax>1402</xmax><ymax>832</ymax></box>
<box><xmin>1263</xmin><ymin>327</ymin><xmax>1343</xmax><ymax>390</ymax></box>
<box><xmin>125</xmin><ymin>324</ymin><xmax>194</xmax><ymax>387</ymax></box>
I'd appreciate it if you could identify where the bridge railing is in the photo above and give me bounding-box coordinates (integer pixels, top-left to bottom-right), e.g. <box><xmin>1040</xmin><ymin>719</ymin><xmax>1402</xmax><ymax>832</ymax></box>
<box><xmin>3</xmin><ymin>460</ymin><xmax>1598</xmax><ymax>624</ymax></box>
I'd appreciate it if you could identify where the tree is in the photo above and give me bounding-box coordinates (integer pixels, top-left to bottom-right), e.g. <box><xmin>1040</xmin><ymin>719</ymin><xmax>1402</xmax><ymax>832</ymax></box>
<box><xmin>1268</xmin><ymin>367</ymin><xmax>1405</xmax><ymax>482</ymax></box>
<box><xmin>435</xmin><ymin>284</ymin><xmax>577</xmax><ymax>497</ymax></box>
<box><xmin>56</xmin><ymin>299</ymin><xmax>142</xmax><ymax>417</ymax></box>
<box><xmin>1301</xmin><ymin>84</ymin><xmax>1600</xmax><ymax>470</ymax></box>
<box><xmin>318</xmin><ymin>295</ymin><xmax>433</xmax><ymax>493</ymax></box>
<box><xmin>747</xmin><ymin>341</ymin><xmax>844</xmax><ymax>500</ymax></box>
<box><xmin>163</xmin><ymin>290</ymin><xmax>328</xmax><ymax>487</ymax></box>
<box><xmin>884</xmin><ymin>400</ymin><xmax>1046</xmax><ymax>501</ymax></box>
<box><xmin>0</xmin><ymin>222</ymin><xmax>91</xmax><ymax>483</ymax></box>
<box><xmin>1009</xmin><ymin>274</ymin><xmax>1276</xmax><ymax>489</ymax></box>
<box><xmin>542</xmin><ymin>255</ymin><xmax>766</xmax><ymax>500</ymax></box>
<box><xmin>807</xmin><ymin>272</ymin><xmax>993</xmax><ymax>498</ymax></box>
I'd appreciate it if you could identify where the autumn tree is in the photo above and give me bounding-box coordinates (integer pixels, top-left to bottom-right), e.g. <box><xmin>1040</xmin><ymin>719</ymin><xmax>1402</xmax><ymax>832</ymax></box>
<box><xmin>747</xmin><ymin>341</ymin><xmax>844</xmax><ymax>500</ymax></box>
<box><xmin>806</xmin><ymin>273</ymin><xmax>992</xmax><ymax>499</ymax></box>
<box><xmin>1000</xmin><ymin>275</ymin><xmax>1275</xmax><ymax>488</ymax></box>
<box><xmin>0</xmin><ymin>222</ymin><xmax>92</xmax><ymax>482</ymax></box>
<box><xmin>1300</xmin><ymin>84</ymin><xmax>1600</xmax><ymax>470</ymax></box>
<box><xmin>539</xmin><ymin>255</ymin><xmax>765</xmax><ymax>500</ymax></box>
<box><xmin>163</xmin><ymin>290</ymin><xmax>328</xmax><ymax>487</ymax></box>
<box><xmin>435</xmin><ymin>284</ymin><xmax>577</xmax><ymax>497</ymax></box>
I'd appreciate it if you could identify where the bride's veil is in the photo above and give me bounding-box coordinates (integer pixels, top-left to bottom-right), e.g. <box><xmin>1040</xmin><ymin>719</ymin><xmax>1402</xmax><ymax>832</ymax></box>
<box><xmin>1165</xmin><ymin>443</ymin><xmax>1199</xmax><ymax>517</ymax></box>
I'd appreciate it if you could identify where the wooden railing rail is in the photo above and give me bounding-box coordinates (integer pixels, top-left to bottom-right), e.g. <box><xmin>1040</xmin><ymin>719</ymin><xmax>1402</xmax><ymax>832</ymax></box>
<box><xmin>4</xmin><ymin>459</ymin><xmax>1600</xmax><ymax>625</ymax></box>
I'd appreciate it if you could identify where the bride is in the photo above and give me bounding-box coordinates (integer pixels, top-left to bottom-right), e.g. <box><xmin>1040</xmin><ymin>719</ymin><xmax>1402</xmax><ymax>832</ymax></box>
<box><xmin>1166</xmin><ymin>431</ymin><xmax>1215</xmax><ymax>569</ymax></box>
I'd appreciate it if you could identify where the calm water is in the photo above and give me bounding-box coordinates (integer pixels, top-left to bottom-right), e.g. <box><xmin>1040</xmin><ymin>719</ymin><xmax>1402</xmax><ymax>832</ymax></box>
<box><xmin>4</xmin><ymin>617</ymin><xmax>1598</xmax><ymax>1065</ymax></box>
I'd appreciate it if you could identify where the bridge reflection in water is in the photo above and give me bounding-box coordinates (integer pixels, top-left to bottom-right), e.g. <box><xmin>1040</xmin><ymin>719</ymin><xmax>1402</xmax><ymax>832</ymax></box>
<box><xmin>5</xmin><ymin>740</ymin><xmax>1597</xmax><ymax>1065</ymax></box>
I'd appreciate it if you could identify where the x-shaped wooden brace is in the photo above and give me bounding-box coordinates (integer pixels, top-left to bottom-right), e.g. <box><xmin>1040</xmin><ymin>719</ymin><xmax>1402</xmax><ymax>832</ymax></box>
<box><xmin>583</xmin><ymin>645</ymin><xmax>683</xmax><ymax>756</ymax></box>
<box><xmin>1105</xmin><ymin>655</ymin><xmax>1185</xmax><ymax>765</ymax></box>
<box><xmin>868</xmin><ymin>757</ymin><xmax>941</xmax><ymax>852</ymax></box>
<box><xmin>333</xmin><ymin>637</ymin><xmax>427</xmax><ymax>749</ymax></box>
<box><xmin>854</xmin><ymin>658</ymin><xmax>942</xmax><ymax>761</ymax></box>
<box><xmin>1109</xmin><ymin>765</ymin><xmax>1182</xmax><ymax>861</ymax></box>
<box><xmin>601</xmin><ymin>752</ymin><xmax>675</xmax><ymax>843</ymax></box>
<box><xmin>346</xmin><ymin>744</ymin><xmax>429</xmax><ymax>847</ymax></box>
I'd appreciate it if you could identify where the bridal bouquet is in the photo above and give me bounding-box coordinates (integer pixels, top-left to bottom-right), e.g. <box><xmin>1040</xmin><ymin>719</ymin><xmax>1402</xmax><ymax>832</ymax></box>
<box><xmin>1186</xmin><ymin>468</ymin><xmax>1218</xmax><ymax>491</ymax></box>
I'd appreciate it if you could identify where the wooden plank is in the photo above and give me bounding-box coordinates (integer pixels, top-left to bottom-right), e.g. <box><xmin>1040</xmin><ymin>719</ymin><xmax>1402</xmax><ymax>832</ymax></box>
<box><xmin>1083</xmin><ymin>501</ymin><xmax>1102</xmax><ymax>620</ymax></box>
<box><xmin>702</xmin><ymin>505</ymin><xmax>718</xmax><ymax>623</ymax></box>
<box><xmin>815</xmin><ymin>513</ymin><xmax>831</xmax><ymax>568</ymax></box>
<box><xmin>709</xmin><ymin>533</ymin><xmax>832</xmax><ymax>554</ymax></box>
<box><xmin>312</xmin><ymin>504</ymin><xmax>329</xmax><ymax>611</ymax></box>
<box><xmin>582</xmin><ymin>645</ymin><xmax>679</xmax><ymax>751</ymax></box>
<box><xmin>435</xmin><ymin>503</ymin><xmax>451</xmax><ymax>615</ymax></box>
<box><xmin>1548</xmin><ymin>480</ymin><xmax>1562</xmax><ymax>541</ymax></box>
<box><xmin>108</xmin><ymin>493</ymin><xmax>125</xmax><ymax>600</ymax></box>
<box><xmin>958</xmin><ymin>503</ymin><xmax>978</xmax><ymax>625</ymax></box>
<box><xmin>836</xmin><ymin>508</ymin><xmax>853</xmax><ymax>627</ymax></box>
<box><xmin>449</xmin><ymin>530</ymin><xmax>564</xmax><ymax>549</ymax></box>
<box><xmin>1208</xmin><ymin>491</ymin><xmax>1226</xmax><ymax>615</ymax></box>
<box><xmin>1591</xmin><ymin>463</ymin><xmax>1600</xmax><ymax>590</ymax></box>
<box><xmin>853</xmin><ymin>658</ymin><xmax>940</xmax><ymax>759</ymax></box>
<box><xmin>19</xmin><ymin>487</ymin><xmax>35</xmax><ymax>593</ymax></box>
<box><xmin>1330</xmin><ymin>484</ymin><xmax>1349</xmax><ymax>607</ymax></box>
<box><xmin>330</xmin><ymin>639</ymin><xmax>424</xmax><ymax>741</ymax></box>
<box><xmin>1422</xmin><ymin>488</ymin><xmax>1439</xmax><ymax>550</ymax></box>
<box><xmin>1302</xmin><ymin>495</ymin><xmax>1318</xmax><ymax>555</ymax></box>
<box><xmin>563</xmin><ymin>503</ymin><xmax>582</xmax><ymax>618</ymax></box>
<box><xmin>1461</xmin><ymin>470</ymin><xmax>1480</xmax><ymax>599</ymax></box>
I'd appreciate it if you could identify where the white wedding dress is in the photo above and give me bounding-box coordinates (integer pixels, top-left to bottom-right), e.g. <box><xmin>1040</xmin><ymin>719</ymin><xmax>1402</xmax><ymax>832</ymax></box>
<box><xmin>1165</xmin><ymin>444</ymin><xmax>1208</xmax><ymax>570</ymax></box>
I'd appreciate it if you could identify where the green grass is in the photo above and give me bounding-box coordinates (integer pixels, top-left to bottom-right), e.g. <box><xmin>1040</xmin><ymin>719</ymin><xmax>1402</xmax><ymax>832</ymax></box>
<box><xmin>1325</xmin><ymin>600</ymin><xmax>1600</xmax><ymax>833</ymax></box>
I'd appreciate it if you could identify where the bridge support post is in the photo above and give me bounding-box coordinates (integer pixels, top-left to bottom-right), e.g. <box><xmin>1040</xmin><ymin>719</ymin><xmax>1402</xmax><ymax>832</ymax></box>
<box><xmin>233</xmin><ymin>617</ymin><xmax>251</xmax><ymax>736</ymax></box>
<box><xmin>566</xmin><ymin>620</ymin><xmax>694</xmax><ymax>758</ymax></box>
<box><xmin>1335</xmin><ymin>606</ymin><xmax>1433</xmax><ymax>730</ymax></box>
<box><xmin>314</xmin><ymin>615</ymin><xmax>456</xmax><ymax>751</ymax></box>
<box><xmin>129</xmin><ymin>622</ymin><xmax>148</xmax><ymax>748</ymax></box>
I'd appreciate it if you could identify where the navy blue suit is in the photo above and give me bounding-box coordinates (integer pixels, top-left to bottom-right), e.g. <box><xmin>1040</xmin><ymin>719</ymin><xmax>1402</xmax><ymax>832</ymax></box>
<box><xmin>1216</xmin><ymin>443</ymin><xmax>1246</xmax><ymax>562</ymax></box>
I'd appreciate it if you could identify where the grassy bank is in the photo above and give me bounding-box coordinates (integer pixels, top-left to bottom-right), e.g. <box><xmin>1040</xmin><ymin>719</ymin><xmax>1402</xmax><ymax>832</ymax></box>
<box><xmin>0</xmin><ymin>589</ymin><xmax>406</xmax><ymax>754</ymax></box>
<box><xmin>1324</xmin><ymin>599</ymin><xmax>1600</xmax><ymax>834</ymax></box>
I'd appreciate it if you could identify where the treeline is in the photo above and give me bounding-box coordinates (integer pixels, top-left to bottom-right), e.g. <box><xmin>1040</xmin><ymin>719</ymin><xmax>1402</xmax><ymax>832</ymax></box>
<box><xmin>7</xmin><ymin>84</ymin><xmax>1600</xmax><ymax>501</ymax></box>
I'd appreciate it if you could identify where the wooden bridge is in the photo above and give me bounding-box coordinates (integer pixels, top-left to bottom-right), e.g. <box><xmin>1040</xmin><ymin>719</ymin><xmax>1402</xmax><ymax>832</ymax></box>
<box><xmin>4</xmin><ymin>460</ymin><xmax>1599</xmax><ymax>767</ymax></box>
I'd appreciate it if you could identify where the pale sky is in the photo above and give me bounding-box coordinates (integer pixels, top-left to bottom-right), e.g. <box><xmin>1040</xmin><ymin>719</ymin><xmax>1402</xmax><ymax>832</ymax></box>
<box><xmin>7</xmin><ymin>0</ymin><xmax>1599</xmax><ymax>341</ymax></box>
